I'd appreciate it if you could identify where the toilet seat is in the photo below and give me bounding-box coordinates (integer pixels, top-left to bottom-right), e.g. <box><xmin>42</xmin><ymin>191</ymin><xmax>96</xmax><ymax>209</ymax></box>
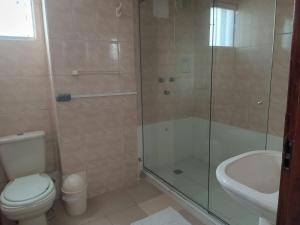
<box><xmin>1</xmin><ymin>174</ymin><xmax>55</xmax><ymax>207</ymax></box>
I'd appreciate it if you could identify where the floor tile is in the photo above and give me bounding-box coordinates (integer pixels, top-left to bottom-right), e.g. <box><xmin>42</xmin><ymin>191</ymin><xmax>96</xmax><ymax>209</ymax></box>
<box><xmin>50</xmin><ymin>178</ymin><xmax>204</xmax><ymax>225</ymax></box>
<box><xmin>127</xmin><ymin>180</ymin><xmax>162</xmax><ymax>204</ymax></box>
<box><xmin>83</xmin><ymin>217</ymin><xmax>112</xmax><ymax>225</ymax></box>
<box><xmin>154</xmin><ymin>159</ymin><xmax>258</xmax><ymax>225</ymax></box>
<box><xmin>107</xmin><ymin>206</ymin><xmax>147</xmax><ymax>225</ymax></box>
<box><xmin>179</xmin><ymin>209</ymin><xmax>205</xmax><ymax>225</ymax></box>
<box><xmin>50</xmin><ymin>200</ymin><xmax>107</xmax><ymax>225</ymax></box>
<box><xmin>97</xmin><ymin>188</ymin><xmax>137</xmax><ymax>216</ymax></box>
<box><xmin>138</xmin><ymin>194</ymin><xmax>183</xmax><ymax>215</ymax></box>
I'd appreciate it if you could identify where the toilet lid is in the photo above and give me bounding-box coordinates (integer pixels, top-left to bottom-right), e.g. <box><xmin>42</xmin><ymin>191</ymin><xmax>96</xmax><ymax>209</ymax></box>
<box><xmin>3</xmin><ymin>174</ymin><xmax>50</xmax><ymax>202</ymax></box>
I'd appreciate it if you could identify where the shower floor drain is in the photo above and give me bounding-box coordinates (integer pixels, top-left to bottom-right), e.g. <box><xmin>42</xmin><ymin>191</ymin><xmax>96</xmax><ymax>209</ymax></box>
<box><xmin>173</xmin><ymin>169</ymin><xmax>183</xmax><ymax>175</ymax></box>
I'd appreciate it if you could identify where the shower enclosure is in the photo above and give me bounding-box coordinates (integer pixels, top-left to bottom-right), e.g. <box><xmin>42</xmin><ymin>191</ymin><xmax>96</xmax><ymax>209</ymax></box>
<box><xmin>139</xmin><ymin>0</ymin><xmax>289</xmax><ymax>224</ymax></box>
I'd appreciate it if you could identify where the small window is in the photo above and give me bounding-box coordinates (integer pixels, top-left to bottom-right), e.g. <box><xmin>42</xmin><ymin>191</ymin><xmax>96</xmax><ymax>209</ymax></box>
<box><xmin>210</xmin><ymin>7</ymin><xmax>235</xmax><ymax>47</ymax></box>
<box><xmin>0</xmin><ymin>0</ymin><xmax>35</xmax><ymax>40</ymax></box>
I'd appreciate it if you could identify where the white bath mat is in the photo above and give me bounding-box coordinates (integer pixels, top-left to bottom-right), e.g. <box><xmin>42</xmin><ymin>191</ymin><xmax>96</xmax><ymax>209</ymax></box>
<box><xmin>131</xmin><ymin>207</ymin><xmax>192</xmax><ymax>225</ymax></box>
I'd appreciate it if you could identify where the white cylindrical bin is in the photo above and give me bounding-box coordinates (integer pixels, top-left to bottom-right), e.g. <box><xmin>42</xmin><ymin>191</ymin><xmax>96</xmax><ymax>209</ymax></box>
<box><xmin>61</xmin><ymin>174</ymin><xmax>87</xmax><ymax>216</ymax></box>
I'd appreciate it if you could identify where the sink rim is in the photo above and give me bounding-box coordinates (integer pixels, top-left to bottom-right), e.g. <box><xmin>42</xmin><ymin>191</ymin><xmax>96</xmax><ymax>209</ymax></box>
<box><xmin>216</xmin><ymin>150</ymin><xmax>281</xmax><ymax>221</ymax></box>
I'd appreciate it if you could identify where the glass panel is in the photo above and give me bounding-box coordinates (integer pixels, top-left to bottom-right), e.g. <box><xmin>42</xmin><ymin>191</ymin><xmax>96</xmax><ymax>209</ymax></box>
<box><xmin>209</xmin><ymin>0</ymin><xmax>276</xmax><ymax>224</ymax></box>
<box><xmin>0</xmin><ymin>0</ymin><xmax>35</xmax><ymax>39</ymax></box>
<box><xmin>267</xmin><ymin>0</ymin><xmax>294</xmax><ymax>150</ymax></box>
<box><xmin>140</xmin><ymin>0</ymin><xmax>212</xmax><ymax>208</ymax></box>
<box><xmin>140</xmin><ymin>0</ymin><xmax>291</xmax><ymax>224</ymax></box>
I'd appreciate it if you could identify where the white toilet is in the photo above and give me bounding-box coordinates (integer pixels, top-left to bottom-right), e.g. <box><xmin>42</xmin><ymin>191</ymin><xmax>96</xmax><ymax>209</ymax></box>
<box><xmin>0</xmin><ymin>131</ymin><xmax>56</xmax><ymax>225</ymax></box>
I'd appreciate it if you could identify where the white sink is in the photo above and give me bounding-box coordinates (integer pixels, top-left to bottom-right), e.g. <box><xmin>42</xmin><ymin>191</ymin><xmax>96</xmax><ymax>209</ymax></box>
<box><xmin>216</xmin><ymin>150</ymin><xmax>282</xmax><ymax>225</ymax></box>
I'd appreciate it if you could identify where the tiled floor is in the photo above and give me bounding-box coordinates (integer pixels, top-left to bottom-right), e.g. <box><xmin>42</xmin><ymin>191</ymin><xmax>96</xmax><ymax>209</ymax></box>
<box><xmin>153</xmin><ymin>158</ymin><xmax>258</xmax><ymax>225</ymax></box>
<box><xmin>152</xmin><ymin>159</ymin><xmax>209</xmax><ymax>206</ymax></box>
<box><xmin>50</xmin><ymin>179</ymin><xmax>204</xmax><ymax>225</ymax></box>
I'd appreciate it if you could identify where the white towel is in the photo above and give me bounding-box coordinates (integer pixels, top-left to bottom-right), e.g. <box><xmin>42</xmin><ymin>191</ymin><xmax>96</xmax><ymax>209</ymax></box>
<box><xmin>131</xmin><ymin>207</ymin><xmax>192</xmax><ymax>225</ymax></box>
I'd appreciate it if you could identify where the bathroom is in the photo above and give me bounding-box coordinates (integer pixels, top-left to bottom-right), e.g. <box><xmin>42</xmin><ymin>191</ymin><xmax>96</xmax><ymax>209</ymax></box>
<box><xmin>0</xmin><ymin>0</ymin><xmax>295</xmax><ymax>225</ymax></box>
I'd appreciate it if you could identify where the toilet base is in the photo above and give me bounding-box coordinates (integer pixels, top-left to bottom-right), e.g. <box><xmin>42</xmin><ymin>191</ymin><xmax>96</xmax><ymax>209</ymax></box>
<box><xmin>259</xmin><ymin>217</ymin><xmax>275</xmax><ymax>225</ymax></box>
<box><xmin>19</xmin><ymin>214</ymin><xmax>47</xmax><ymax>225</ymax></box>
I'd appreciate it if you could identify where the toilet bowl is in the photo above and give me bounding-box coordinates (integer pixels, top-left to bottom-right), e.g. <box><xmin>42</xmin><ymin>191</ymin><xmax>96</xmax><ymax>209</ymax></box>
<box><xmin>1</xmin><ymin>174</ymin><xmax>56</xmax><ymax>225</ymax></box>
<box><xmin>0</xmin><ymin>131</ymin><xmax>57</xmax><ymax>225</ymax></box>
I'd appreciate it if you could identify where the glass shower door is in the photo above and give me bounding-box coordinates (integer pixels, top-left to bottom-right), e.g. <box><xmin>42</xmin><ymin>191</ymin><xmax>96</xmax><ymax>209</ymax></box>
<box><xmin>209</xmin><ymin>0</ymin><xmax>276</xmax><ymax>224</ymax></box>
<box><xmin>140</xmin><ymin>0</ymin><xmax>280</xmax><ymax>224</ymax></box>
<box><xmin>140</xmin><ymin>0</ymin><xmax>212</xmax><ymax>208</ymax></box>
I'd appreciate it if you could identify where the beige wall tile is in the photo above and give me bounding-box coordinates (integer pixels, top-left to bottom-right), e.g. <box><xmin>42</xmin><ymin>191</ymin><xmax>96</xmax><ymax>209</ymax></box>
<box><xmin>0</xmin><ymin>1</ymin><xmax>59</xmax><ymax>185</ymax></box>
<box><xmin>46</xmin><ymin>0</ymin><xmax>139</xmax><ymax>197</ymax></box>
<box><xmin>209</xmin><ymin>0</ymin><xmax>291</xmax><ymax>135</ymax></box>
<box><xmin>269</xmin><ymin>33</ymin><xmax>292</xmax><ymax>136</ymax></box>
<box><xmin>0</xmin><ymin>41</ymin><xmax>48</xmax><ymax>76</ymax></box>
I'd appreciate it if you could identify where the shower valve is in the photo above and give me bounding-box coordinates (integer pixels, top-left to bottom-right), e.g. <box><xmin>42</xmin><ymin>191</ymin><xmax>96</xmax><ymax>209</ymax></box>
<box><xmin>169</xmin><ymin>77</ymin><xmax>175</xmax><ymax>82</ymax></box>
<box><xmin>257</xmin><ymin>100</ymin><xmax>264</xmax><ymax>105</ymax></box>
<box><xmin>158</xmin><ymin>77</ymin><xmax>165</xmax><ymax>83</ymax></box>
<box><xmin>164</xmin><ymin>90</ymin><xmax>170</xmax><ymax>95</ymax></box>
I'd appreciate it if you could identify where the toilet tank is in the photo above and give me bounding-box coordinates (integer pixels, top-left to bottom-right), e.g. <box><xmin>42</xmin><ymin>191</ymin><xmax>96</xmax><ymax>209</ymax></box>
<box><xmin>0</xmin><ymin>131</ymin><xmax>46</xmax><ymax>180</ymax></box>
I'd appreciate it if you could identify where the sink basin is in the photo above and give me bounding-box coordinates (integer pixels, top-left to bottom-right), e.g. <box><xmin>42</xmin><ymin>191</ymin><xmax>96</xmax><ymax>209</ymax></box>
<box><xmin>216</xmin><ymin>150</ymin><xmax>282</xmax><ymax>225</ymax></box>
